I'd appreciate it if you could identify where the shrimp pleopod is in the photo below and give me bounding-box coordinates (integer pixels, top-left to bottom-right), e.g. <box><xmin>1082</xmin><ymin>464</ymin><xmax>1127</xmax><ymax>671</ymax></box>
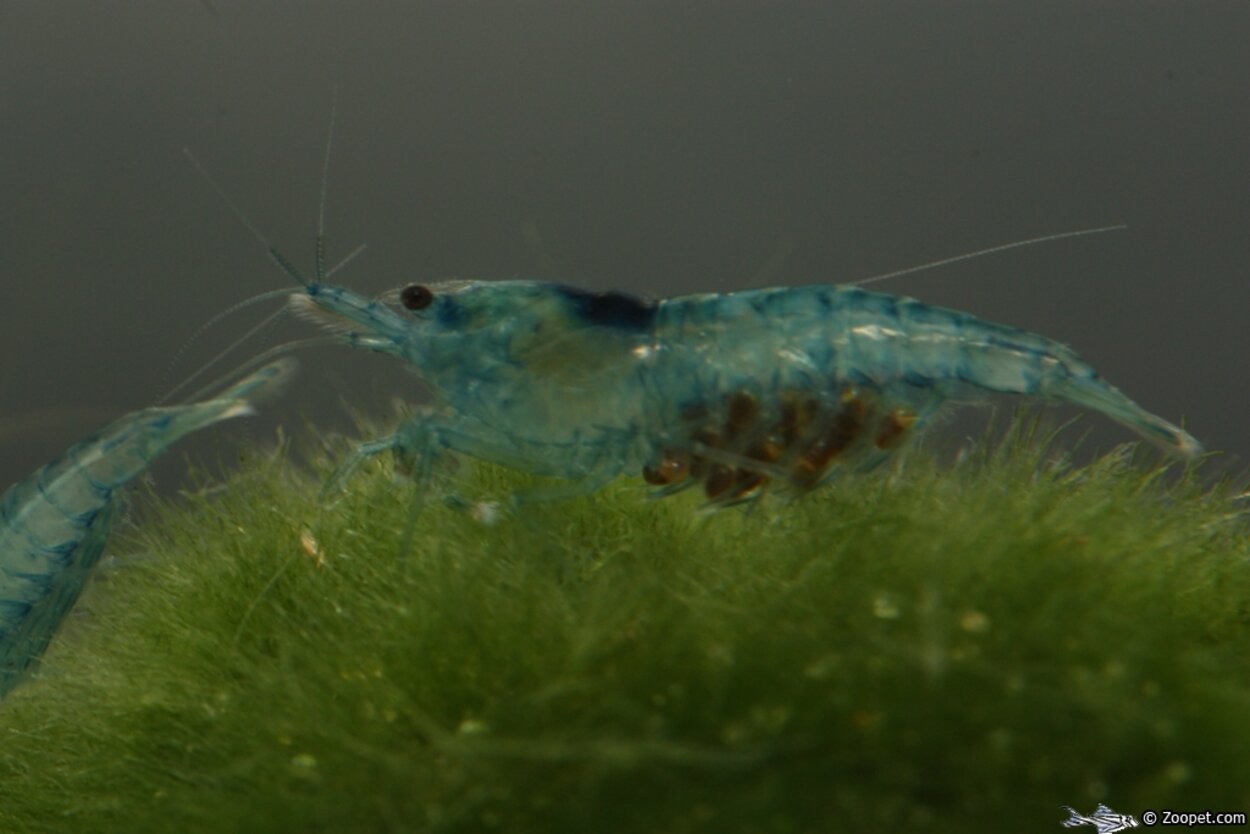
<box><xmin>291</xmin><ymin>279</ymin><xmax>1199</xmax><ymax>508</ymax></box>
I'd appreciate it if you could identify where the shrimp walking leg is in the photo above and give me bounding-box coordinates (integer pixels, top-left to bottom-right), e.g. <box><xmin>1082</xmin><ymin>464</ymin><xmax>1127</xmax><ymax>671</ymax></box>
<box><xmin>333</xmin><ymin>408</ymin><xmax>632</xmax><ymax>516</ymax></box>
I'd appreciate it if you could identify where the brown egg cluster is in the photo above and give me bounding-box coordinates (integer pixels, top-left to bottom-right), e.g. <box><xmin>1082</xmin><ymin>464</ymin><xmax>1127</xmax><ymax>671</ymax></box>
<box><xmin>642</xmin><ymin>388</ymin><xmax>917</xmax><ymax>503</ymax></box>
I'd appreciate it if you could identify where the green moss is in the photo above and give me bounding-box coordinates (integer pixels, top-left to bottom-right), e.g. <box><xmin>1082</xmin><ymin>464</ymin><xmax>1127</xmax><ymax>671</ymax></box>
<box><xmin>2</xmin><ymin>421</ymin><xmax>1248</xmax><ymax>833</ymax></box>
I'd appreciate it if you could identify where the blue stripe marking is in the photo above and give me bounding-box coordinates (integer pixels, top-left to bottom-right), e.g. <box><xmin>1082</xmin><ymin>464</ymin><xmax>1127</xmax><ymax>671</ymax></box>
<box><xmin>0</xmin><ymin>599</ymin><xmax>32</xmax><ymax>622</ymax></box>
<box><xmin>35</xmin><ymin>475</ymin><xmax>102</xmax><ymax>526</ymax></box>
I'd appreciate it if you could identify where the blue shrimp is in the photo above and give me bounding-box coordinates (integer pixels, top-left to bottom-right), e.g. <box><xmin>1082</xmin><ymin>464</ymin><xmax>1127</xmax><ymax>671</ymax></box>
<box><xmin>0</xmin><ymin>359</ymin><xmax>295</xmax><ymax>699</ymax></box>
<box><xmin>288</xmin><ymin>279</ymin><xmax>1199</xmax><ymax>507</ymax></box>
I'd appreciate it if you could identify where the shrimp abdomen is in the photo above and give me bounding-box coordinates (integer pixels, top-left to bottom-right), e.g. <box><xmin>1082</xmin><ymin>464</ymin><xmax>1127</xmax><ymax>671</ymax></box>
<box><xmin>658</xmin><ymin>286</ymin><xmax>1199</xmax><ymax>460</ymax></box>
<box><xmin>841</xmin><ymin>288</ymin><xmax>1201</xmax><ymax>457</ymax></box>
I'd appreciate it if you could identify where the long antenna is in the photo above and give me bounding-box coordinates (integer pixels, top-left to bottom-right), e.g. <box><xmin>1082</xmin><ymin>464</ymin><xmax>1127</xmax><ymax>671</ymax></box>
<box><xmin>850</xmin><ymin>224</ymin><xmax>1128</xmax><ymax>288</ymax></box>
<box><xmin>176</xmin><ymin>337</ymin><xmax>337</xmax><ymax>406</ymax></box>
<box><xmin>182</xmin><ymin>147</ymin><xmax>311</xmax><ymax>287</ymax></box>
<box><xmin>168</xmin><ymin>91</ymin><xmax>365</xmax><ymax>406</ymax></box>
<box><xmin>327</xmin><ymin>241</ymin><xmax>368</xmax><ymax>280</ymax></box>
<box><xmin>156</xmin><ymin>288</ymin><xmax>295</xmax><ymax>404</ymax></box>
<box><xmin>316</xmin><ymin>85</ymin><xmax>340</xmax><ymax>284</ymax></box>
<box><xmin>159</xmin><ymin>304</ymin><xmax>292</xmax><ymax>405</ymax></box>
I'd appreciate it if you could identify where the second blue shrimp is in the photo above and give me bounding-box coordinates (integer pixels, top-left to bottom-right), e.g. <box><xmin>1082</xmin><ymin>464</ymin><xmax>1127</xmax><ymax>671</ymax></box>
<box><xmin>0</xmin><ymin>359</ymin><xmax>295</xmax><ymax>700</ymax></box>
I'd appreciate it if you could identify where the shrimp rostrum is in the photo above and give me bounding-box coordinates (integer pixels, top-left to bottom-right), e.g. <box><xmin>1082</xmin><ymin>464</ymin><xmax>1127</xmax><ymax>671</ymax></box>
<box><xmin>290</xmin><ymin>278</ymin><xmax>1199</xmax><ymax>508</ymax></box>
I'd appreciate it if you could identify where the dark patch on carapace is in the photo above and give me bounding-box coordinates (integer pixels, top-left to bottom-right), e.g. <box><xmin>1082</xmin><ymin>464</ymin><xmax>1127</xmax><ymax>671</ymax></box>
<box><xmin>435</xmin><ymin>298</ymin><xmax>466</xmax><ymax>328</ymax></box>
<box><xmin>555</xmin><ymin>286</ymin><xmax>657</xmax><ymax>332</ymax></box>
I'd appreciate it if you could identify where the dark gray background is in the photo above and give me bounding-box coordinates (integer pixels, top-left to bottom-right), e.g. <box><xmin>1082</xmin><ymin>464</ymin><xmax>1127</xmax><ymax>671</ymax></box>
<box><xmin>2</xmin><ymin>2</ymin><xmax>1248</xmax><ymax>492</ymax></box>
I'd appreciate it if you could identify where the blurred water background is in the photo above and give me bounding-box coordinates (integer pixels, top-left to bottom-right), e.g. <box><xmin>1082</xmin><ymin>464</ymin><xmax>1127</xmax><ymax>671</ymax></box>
<box><xmin>2</xmin><ymin>2</ymin><xmax>1247</xmax><ymax>494</ymax></box>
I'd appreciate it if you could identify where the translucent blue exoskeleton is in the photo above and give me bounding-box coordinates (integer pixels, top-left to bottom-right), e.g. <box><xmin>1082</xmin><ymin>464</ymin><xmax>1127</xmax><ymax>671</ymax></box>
<box><xmin>0</xmin><ymin>359</ymin><xmax>295</xmax><ymax>699</ymax></box>
<box><xmin>288</xmin><ymin>278</ymin><xmax>1200</xmax><ymax>508</ymax></box>
<box><xmin>182</xmin><ymin>102</ymin><xmax>1196</xmax><ymax>511</ymax></box>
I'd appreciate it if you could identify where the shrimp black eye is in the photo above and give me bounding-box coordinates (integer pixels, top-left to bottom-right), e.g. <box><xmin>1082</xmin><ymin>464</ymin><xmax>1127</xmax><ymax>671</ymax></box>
<box><xmin>400</xmin><ymin>284</ymin><xmax>434</xmax><ymax>311</ymax></box>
